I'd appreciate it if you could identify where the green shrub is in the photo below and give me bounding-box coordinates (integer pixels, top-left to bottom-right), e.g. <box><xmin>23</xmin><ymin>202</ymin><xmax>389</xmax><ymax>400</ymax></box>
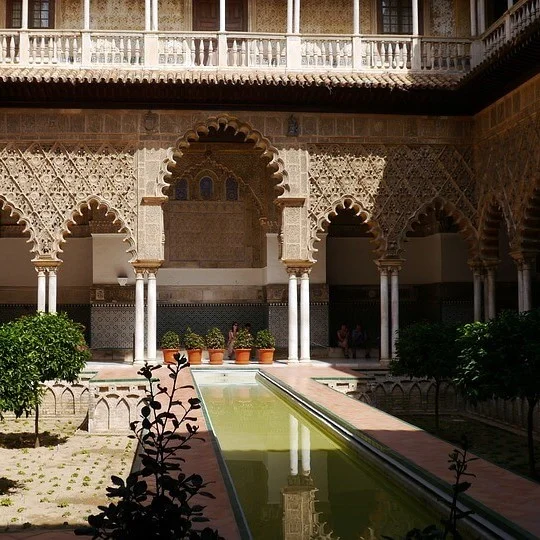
<box><xmin>183</xmin><ymin>328</ymin><xmax>205</xmax><ymax>350</ymax></box>
<box><xmin>255</xmin><ymin>329</ymin><xmax>276</xmax><ymax>349</ymax></box>
<box><xmin>234</xmin><ymin>328</ymin><xmax>254</xmax><ymax>349</ymax></box>
<box><xmin>160</xmin><ymin>331</ymin><xmax>180</xmax><ymax>350</ymax></box>
<box><xmin>205</xmin><ymin>327</ymin><xmax>225</xmax><ymax>350</ymax></box>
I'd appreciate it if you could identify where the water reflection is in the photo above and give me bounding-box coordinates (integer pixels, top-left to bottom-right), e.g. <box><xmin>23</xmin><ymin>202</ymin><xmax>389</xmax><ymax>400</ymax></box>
<box><xmin>197</xmin><ymin>378</ymin><xmax>437</xmax><ymax>540</ymax></box>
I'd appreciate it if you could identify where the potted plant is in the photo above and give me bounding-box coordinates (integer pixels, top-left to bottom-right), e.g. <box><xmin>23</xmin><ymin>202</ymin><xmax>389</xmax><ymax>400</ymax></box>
<box><xmin>233</xmin><ymin>328</ymin><xmax>254</xmax><ymax>365</ymax></box>
<box><xmin>183</xmin><ymin>327</ymin><xmax>205</xmax><ymax>365</ymax></box>
<box><xmin>255</xmin><ymin>329</ymin><xmax>276</xmax><ymax>364</ymax></box>
<box><xmin>206</xmin><ymin>327</ymin><xmax>225</xmax><ymax>365</ymax></box>
<box><xmin>161</xmin><ymin>331</ymin><xmax>180</xmax><ymax>364</ymax></box>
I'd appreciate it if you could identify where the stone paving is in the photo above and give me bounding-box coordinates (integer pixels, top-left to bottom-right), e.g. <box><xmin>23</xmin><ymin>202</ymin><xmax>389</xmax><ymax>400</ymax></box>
<box><xmin>4</xmin><ymin>360</ymin><xmax>540</xmax><ymax>539</ymax></box>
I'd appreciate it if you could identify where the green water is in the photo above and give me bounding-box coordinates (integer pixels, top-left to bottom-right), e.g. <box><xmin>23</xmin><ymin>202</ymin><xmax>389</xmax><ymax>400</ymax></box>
<box><xmin>197</xmin><ymin>373</ymin><xmax>441</xmax><ymax>540</ymax></box>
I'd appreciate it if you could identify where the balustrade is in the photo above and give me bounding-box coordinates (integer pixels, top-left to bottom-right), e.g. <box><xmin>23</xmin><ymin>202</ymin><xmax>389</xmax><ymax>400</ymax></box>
<box><xmin>227</xmin><ymin>35</ymin><xmax>287</xmax><ymax>68</ymax></box>
<box><xmin>301</xmin><ymin>37</ymin><xmax>353</xmax><ymax>69</ymax></box>
<box><xmin>158</xmin><ymin>34</ymin><xmax>217</xmax><ymax>67</ymax></box>
<box><xmin>421</xmin><ymin>39</ymin><xmax>471</xmax><ymax>72</ymax></box>
<box><xmin>0</xmin><ymin>33</ymin><xmax>19</xmax><ymax>64</ymax></box>
<box><xmin>91</xmin><ymin>33</ymin><xmax>143</xmax><ymax>65</ymax></box>
<box><xmin>28</xmin><ymin>32</ymin><xmax>82</xmax><ymax>65</ymax></box>
<box><xmin>363</xmin><ymin>37</ymin><xmax>411</xmax><ymax>70</ymax></box>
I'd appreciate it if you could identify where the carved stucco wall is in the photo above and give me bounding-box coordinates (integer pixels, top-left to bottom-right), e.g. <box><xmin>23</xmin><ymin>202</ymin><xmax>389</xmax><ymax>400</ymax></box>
<box><xmin>431</xmin><ymin>0</ymin><xmax>455</xmax><ymax>37</ymax></box>
<box><xmin>474</xmin><ymin>74</ymin><xmax>540</xmax><ymax>255</ymax></box>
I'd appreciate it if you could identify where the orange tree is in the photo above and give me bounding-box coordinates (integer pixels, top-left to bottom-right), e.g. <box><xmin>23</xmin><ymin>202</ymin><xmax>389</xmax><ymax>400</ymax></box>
<box><xmin>392</xmin><ymin>321</ymin><xmax>461</xmax><ymax>433</ymax></box>
<box><xmin>456</xmin><ymin>309</ymin><xmax>540</xmax><ymax>479</ymax></box>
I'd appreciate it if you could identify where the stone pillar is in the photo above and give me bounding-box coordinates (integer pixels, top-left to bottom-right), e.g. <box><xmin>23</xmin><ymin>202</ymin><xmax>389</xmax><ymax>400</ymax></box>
<box><xmin>36</xmin><ymin>268</ymin><xmax>47</xmax><ymax>312</ymax></box>
<box><xmin>152</xmin><ymin>0</ymin><xmax>159</xmax><ymax>31</ymax></box>
<box><xmin>478</xmin><ymin>0</ymin><xmax>486</xmax><ymax>33</ymax></box>
<box><xmin>287</xmin><ymin>0</ymin><xmax>294</xmax><ymax>33</ymax></box>
<box><xmin>470</xmin><ymin>0</ymin><xmax>477</xmax><ymax>36</ymax></box>
<box><xmin>134</xmin><ymin>271</ymin><xmax>145</xmax><ymax>363</ymax></box>
<box><xmin>83</xmin><ymin>0</ymin><xmax>91</xmax><ymax>30</ymax></box>
<box><xmin>288</xmin><ymin>269</ymin><xmax>299</xmax><ymax>363</ymax></box>
<box><xmin>294</xmin><ymin>0</ymin><xmax>301</xmax><ymax>34</ymax></box>
<box><xmin>486</xmin><ymin>265</ymin><xmax>496</xmax><ymax>319</ymax></box>
<box><xmin>21</xmin><ymin>0</ymin><xmax>29</xmax><ymax>29</ymax></box>
<box><xmin>147</xmin><ymin>270</ymin><xmax>158</xmax><ymax>362</ymax></box>
<box><xmin>472</xmin><ymin>266</ymin><xmax>483</xmax><ymax>321</ymax></box>
<box><xmin>289</xmin><ymin>415</ymin><xmax>299</xmax><ymax>475</ymax></box>
<box><xmin>220</xmin><ymin>0</ymin><xmax>226</xmax><ymax>32</ymax></box>
<box><xmin>412</xmin><ymin>0</ymin><xmax>419</xmax><ymax>35</ymax></box>
<box><xmin>300</xmin><ymin>270</ymin><xmax>311</xmax><ymax>363</ymax></box>
<box><xmin>522</xmin><ymin>260</ymin><xmax>532</xmax><ymax>312</ymax></box>
<box><xmin>390</xmin><ymin>267</ymin><xmax>400</xmax><ymax>358</ymax></box>
<box><xmin>353</xmin><ymin>0</ymin><xmax>360</xmax><ymax>34</ymax></box>
<box><xmin>378</xmin><ymin>265</ymin><xmax>390</xmax><ymax>361</ymax></box>
<box><xmin>145</xmin><ymin>0</ymin><xmax>152</xmax><ymax>31</ymax></box>
<box><xmin>48</xmin><ymin>269</ymin><xmax>57</xmax><ymax>314</ymax></box>
<box><xmin>517</xmin><ymin>264</ymin><xmax>524</xmax><ymax>312</ymax></box>
<box><xmin>300</xmin><ymin>424</ymin><xmax>310</xmax><ymax>475</ymax></box>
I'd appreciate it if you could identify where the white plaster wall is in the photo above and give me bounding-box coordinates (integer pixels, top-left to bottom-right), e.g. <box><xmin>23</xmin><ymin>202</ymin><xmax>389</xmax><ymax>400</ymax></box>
<box><xmin>311</xmin><ymin>233</ymin><xmax>327</xmax><ymax>284</ymax></box>
<box><xmin>0</xmin><ymin>238</ymin><xmax>92</xmax><ymax>287</ymax></box>
<box><xmin>326</xmin><ymin>237</ymin><xmax>379</xmax><ymax>285</ymax></box>
<box><xmin>92</xmin><ymin>234</ymin><xmax>133</xmax><ymax>285</ymax></box>
<box><xmin>158</xmin><ymin>268</ymin><xmax>265</xmax><ymax>286</ymax></box>
<box><xmin>440</xmin><ymin>234</ymin><xmax>471</xmax><ymax>282</ymax></box>
<box><xmin>401</xmin><ymin>236</ymin><xmax>442</xmax><ymax>284</ymax></box>
<box><xmin>265</xmin><ymin>233</ymin><xmax>288</xmax><ymax>284</ymax></box>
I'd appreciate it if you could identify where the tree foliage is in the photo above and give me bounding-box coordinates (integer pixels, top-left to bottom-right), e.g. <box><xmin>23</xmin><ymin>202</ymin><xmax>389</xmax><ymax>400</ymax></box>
<box><xmin>392</xmin><ymin>322</ymin><xmax>460</xmax><ymax>431</ymax></box>
<box><xmin>456</xmin><ymin>309</ymin><xmax>540</xmax><ymax>477</ymax></box>
<box><xmin>0</xmin><ymin>312</ymin><xmax>89</xmax><ymax>444</ymax></box>
<box><xmin>76</xmin><ymin>356</ymin><xmax>223</xmax><ymax>540</ymax></box>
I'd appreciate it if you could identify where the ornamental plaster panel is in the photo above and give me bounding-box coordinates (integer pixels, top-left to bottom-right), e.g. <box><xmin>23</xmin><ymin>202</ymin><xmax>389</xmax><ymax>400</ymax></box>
<box><xmin>58</xmin><ymin>0</ymin><xmax>82</xmax><ymax>29</ymax></box>
<box><xmin>0</xmin><ymin>142</ymin><xmax>138</xmax><ymax>260</ymax></box>
<box><xmin>253</xmin><ymin>0</ymin><xmax>288</xmax><ymax>33</ymax></box>
<box><xmin>158</xmin><ymin>0</ymin><xmax>188</xmax><ymax>31</ymax></box>
<box><xmin>89</xmin><ymin>0</ymin><xmax>145</xmax><ymax>30</ymax></box>
<box><xmin>431</xmin><ymin>0</ymin><xmax>455</xmax><ymax>37</ymax></box>
<box><xmin>300</xmin><ymin>0</ymin><xmax>354</xmax><ymax>34</ymax></box>
<box><xmin>307</xmin><ymin>143</ymin><xmax>476</xmax><ymax>260</ymax></box>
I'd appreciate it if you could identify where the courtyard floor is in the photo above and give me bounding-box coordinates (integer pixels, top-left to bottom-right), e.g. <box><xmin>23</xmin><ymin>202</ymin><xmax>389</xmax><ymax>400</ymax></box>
<box><xmin>2</xmin><ymin>359</ymin><xmax>540</xmax><ymax>539</ymax></box>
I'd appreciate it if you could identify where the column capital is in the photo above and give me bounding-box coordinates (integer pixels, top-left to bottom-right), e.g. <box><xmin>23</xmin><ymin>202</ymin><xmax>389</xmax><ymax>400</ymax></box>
<box><xmin>509</xmin><ymin>251</ymin><xmax>536</xmax><ymax>267</ymax></box>
<box><xmin>376</xmin><ymin>259</ymin><xmax>404</xmax><ymax>273</ymax></box>
<box><xmin>132</xmin><ymin>260</ymin><xmax>163</xmax><ymax>275</ymax></box>
<box><xmin>285</xmin><ymin>262</ymin><xmax>312</xmax><ymax>276</ymax></box>
<box><xmin>33</xmin><ymin>258</ymin><xmax>62</xmax><ymax>273</ymax></box>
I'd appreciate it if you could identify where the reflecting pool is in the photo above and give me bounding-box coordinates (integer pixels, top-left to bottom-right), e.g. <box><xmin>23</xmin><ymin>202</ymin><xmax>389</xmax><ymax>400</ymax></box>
<box><xmin>196</xmin><ymin>372</ymin><xmax>440</xmax><ymax>540</ymax></box>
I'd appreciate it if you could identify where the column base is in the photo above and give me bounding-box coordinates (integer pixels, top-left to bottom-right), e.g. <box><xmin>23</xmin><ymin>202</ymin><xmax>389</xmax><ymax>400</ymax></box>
<box><xmin>379</xmin><ymin>358</ymin><xmax>391</xmax><ymax>368</ymax></box>
<box><xmin>299</xmin><ymin>358</ymin><xmax>311</xmax><ymax>364</ymax></box>
<box><xmin>287</xmin><ymin>357</ymin><xmax>300</xmax><ymax>364</ymax></box>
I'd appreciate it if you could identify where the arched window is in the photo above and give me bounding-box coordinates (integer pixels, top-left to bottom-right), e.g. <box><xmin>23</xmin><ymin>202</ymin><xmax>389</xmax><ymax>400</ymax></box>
<box><xmin>175</xmin><ymin>178</ymin><xmax>188</xmax><ymax>201</ymax></box>
<box><xmin>200</xmin><ymin>176</ymin><xmax>213</xmax><ymax>200</ymax></box>
<box><xmin>226</xmin><ymin>177</ymin><xmax>239</xmax><ymax>201</ymax></box>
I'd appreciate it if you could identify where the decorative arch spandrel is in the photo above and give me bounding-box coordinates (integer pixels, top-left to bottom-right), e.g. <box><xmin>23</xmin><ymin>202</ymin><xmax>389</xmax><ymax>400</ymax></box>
<box><xmin>0</xmin><ymin>142</ymin><xmax>139</xmax><ymax>259</ymax></box>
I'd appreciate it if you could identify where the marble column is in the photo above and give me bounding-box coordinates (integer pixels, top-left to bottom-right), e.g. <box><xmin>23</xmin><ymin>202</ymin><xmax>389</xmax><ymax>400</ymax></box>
<box><xmin>478</xmin><ymin>0</ymin><xmax>486</xmax><ymax>33</ymax></box>
<box><xmin>522</xmin><ymin>260</ymin><xmax>532</xmax><ymax>312</ymax></box>
<box><xmin>220</xmin><ymin>0</ymin><xmax>226</xmax><ymax>32</ymax></box>
<box><xmin>300</xmin><ymin>424</ymin><xmax>310</xmax><ymax>475</ymax></box>
<box><xmin>390</xmin><ymin>267</ymin><xmax>400</xmax><ymax>358</ymax></box>
<box><xmin>152</xmin><ymin>0</ymin><xmax>159</xmax><ymax>31</ymax></box>
<box><xmin>36</xmin><ymin>268</ymin><xmax>46</xmax><ymax>312</ymax></box>
<box><xmin>83</xmin><ymin>0</ymin><xmax>91</xmax><ymax>30</ymax></box>
<box><xmin>294</xmin><ymin>0</ymin><xmax>301</xmax><ymax>34</ymax></box>
<box><xmin>147</xmin><ymin>270</ymin><xmax>157</xmax><ymax>362</ymax></box>
<box><xmin>287</xmin><ymin>0</ymin><xmax>294</xmax><ymax>33</ymax></box>
<box><xmin>486</xmin><ymin>266</ymin><xmax>496</xmax><ymax>319</ymax></box>
<box><xmin>470</xmin><ymin>0</ymin><xmax>477</xmax><ymax>36</ymax></box>
<box><xmin>472</xmin><ymin>267</ymin><xmax>483</xmax><ymax>321</ymax></box>
<box><xmin>379</xmin><ymin>266</ymin><xmax>390</xmax><ymax>360</ymax></box>
<box><xmin>517</xmin><ymin>263</ymin><xmax>524</xmax><ymax>312</ymax></box>
<box><xmin>300</xmin><ymin>270</ymin><xmax>311</xmax><ymax>363</ymax></box>
<box><xmin>21</xmin><ymin>0</ymin><xmax>29</xmax><ymax>29</ymax></box>
<box><xmin>48</xmin><ymin>269</ymin><xmax>57</xmax><ymax>314</ymax></box>
<box><xmin>134</xmin><ymin>271</ymin><xmax>145</xmax><ymax>363</ymax></box>
<box><xmin>288</xmin><ymin>270</ymin><xmax>299</xmax><ymax>363</ymax></box>
<box><xmin>353</xmin><ymin>0</ymin><xmax>360</xmax><ymax>34</ymax></box>
<box><xmin>145</xmin><ymin>0</ymin><xmax>151</xmax><ymax>31</ymax></box>
<box><xmin>289</xmin><ymin>415</ymin><xmax>299</xmax><ymax>475</ymax></box>
<box><xmin>412</xmin><ymin>0</ymin><xmax>419</xmax><ymax>35</ymax></box>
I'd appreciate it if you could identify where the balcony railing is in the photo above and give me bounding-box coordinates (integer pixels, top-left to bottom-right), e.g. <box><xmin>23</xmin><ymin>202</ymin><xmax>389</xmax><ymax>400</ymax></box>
<box><xmin>1</xmin><ymin>0</ymin><xmax>538</xmax><ymax>75</ymax></box>
<box><xmin>479</xmin><ymin>0</ymin><xmax>539</xmax><ymax>62</ymax></box>
<box><xmin>0</xmin><ymin>30</ymin><xmax>473</xmax><ymax>74</ymax></box>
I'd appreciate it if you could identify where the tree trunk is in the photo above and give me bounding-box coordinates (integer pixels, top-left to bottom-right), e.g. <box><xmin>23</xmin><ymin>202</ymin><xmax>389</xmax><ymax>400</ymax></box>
<box><xmin>527</xmin><ymin>397</ymin><xmax>538</xmax><ymax>479</ymax></box>
<box><xmin>34</xmin><ymin>401</ymin><xmax>40</xmax><ymax>448</ymax></box>
<box><xmin>434</xmin><ymin>380</ymin><xmax>440</xmax><ymax>433</ymax></box>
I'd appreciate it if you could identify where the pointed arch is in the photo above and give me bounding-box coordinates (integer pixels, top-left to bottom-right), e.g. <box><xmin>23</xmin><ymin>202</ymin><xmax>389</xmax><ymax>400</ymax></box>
<box><xmin>310</xmin><ymin>196</ymin><xmax>385</xmax><ymax>258</ymax></box>
<box><xmin>59</xmin><ymin>196</ymin><xmax>137</xmax><ymax>260</ymax></box>
<box><xmin>515</xmin><ymin>184</ymin><xmax>540</xmax><ymax>255</ymax></box>
<box><xmin>0</xmin><ymin>195</ymin><xmax>38</xmax><ymax>255</ymax></box>
<box><xmin>399</xmin><ymin>196</ymin><xmax>478</xmax><ymax>259</ymax></box>
<box><xmin>159</xmin><ymin>114</ymin><xmax>288</xmax><ymax>198</ymax></box>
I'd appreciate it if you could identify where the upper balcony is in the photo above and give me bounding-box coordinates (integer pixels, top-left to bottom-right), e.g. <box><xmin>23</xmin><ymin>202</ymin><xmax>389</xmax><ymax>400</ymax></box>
<box><xmin>0</xmin><ymin>0</ymin><xmax>536</xmax><ymax>77</ymax></box>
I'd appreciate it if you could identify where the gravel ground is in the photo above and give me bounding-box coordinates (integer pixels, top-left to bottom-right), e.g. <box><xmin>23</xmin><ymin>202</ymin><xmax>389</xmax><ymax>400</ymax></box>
<box><xmin>0</xmin><ymin>415</ymin><xmax>135</xmax><ymax>533</ymax></box>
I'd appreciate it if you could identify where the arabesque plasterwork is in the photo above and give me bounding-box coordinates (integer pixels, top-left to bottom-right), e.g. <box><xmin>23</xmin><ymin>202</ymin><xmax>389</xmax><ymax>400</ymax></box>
<box><xmin>0</xmin><ymin>142</ymin><xmax>138</xmax><ymax>260</ymax></box>
<box><xmin>306</xmin><ymin>143</ymin><xmax>477</xmax><ymax>260</ymax></box>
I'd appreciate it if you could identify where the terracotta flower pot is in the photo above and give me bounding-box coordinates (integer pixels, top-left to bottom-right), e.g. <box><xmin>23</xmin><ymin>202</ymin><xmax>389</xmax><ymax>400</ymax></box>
<box><xmin>187</xmin><ymin>348</ymin><xmax>203</xmax><ymax>365</ymax></box>
<box><xmin>162</xmin><ymin>348</ymin><xmax>179</xmax><ymax>364</ymax></box>
<box><xmin>234</xmin><ymin>348</ymin><xmax>251</xmax><ymax>365</ymax></box>
<box><xmin>258</xmin><ymin>348</ymin><xmax>275</xmax><ymax>364</ymax></box>
<box><xmin>208</xmin><ymin>349</ymin><xmax>224</xmax><ymax>365</ymax></box>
